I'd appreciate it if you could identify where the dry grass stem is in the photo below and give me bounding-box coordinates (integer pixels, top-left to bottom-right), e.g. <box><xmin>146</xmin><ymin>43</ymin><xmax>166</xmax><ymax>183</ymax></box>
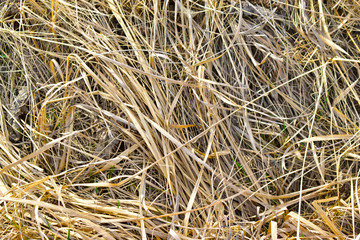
<box><xmin>1</xmin><ymin>0</ymin><xmax>360</xmax><ymax>239</ymax></box>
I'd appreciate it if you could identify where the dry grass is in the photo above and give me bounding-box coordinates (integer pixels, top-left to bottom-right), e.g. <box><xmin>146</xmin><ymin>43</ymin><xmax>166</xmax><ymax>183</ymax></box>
<box><xmin>1</xmin><ymin>0</ymin><xmax>360</xmax><ymax>239</ymax></box>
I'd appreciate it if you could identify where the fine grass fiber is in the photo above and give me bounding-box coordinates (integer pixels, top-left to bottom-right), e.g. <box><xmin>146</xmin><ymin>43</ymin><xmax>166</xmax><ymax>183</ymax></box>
<box><xmin>1</xmin><ymin>0</ymin><xmax>360</xmax><ymax>239</ymax></box>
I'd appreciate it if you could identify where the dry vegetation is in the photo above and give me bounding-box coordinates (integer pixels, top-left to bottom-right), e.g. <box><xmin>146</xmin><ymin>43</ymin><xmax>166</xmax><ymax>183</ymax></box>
<box><xmin>1</xmin><ymin>0</ymin><xmax>360</xmax><ymax>239</ymax></box>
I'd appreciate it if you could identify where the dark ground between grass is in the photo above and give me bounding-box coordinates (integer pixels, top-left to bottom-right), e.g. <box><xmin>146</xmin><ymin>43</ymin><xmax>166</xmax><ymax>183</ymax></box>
<box><xmin>1</xmin><ymin>0</ymin><xmax>360</xmax><ymax>239</ymax></box>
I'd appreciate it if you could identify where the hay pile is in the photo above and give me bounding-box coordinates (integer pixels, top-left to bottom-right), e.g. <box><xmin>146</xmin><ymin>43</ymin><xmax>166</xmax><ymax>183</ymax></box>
<box><xmin>0</xmin><ymin>0</ymin><xmax>360</xmax><ymax>239</ymax></box>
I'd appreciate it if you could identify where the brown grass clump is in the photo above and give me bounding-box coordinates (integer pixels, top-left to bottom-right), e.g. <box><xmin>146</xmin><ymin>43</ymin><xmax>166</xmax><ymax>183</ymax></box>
<box><xmin>1</xmin><ymin>0</ymin><xmax>360</xmax><ymax>239</ymax></box>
